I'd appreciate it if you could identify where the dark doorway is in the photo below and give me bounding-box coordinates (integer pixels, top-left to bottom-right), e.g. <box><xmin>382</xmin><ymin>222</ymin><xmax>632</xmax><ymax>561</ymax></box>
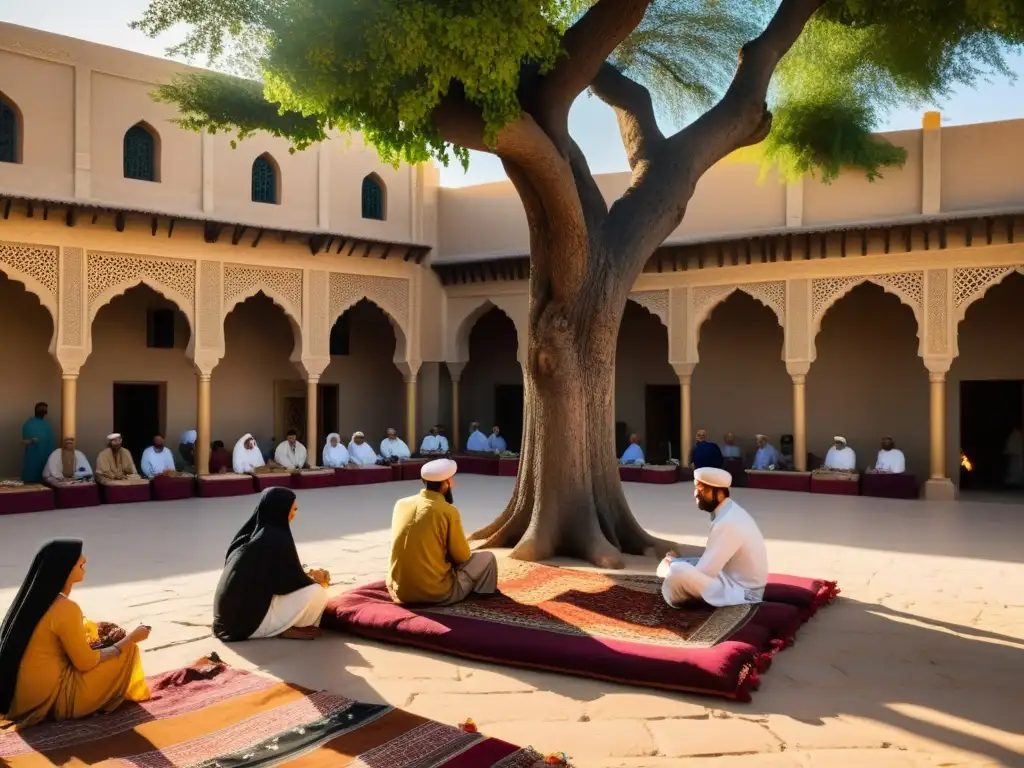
<box><xmin>645</xmin><ymin>384</ymin><xmax>681</xmax><ymax>464</ymax></box>
<box><xmin>959</xmin><ymin>379</ymin><xmax>1023</xmax><ymax>489</ymax></box>
<box><xmin>494</xmin><ymin>384</ymin><xmax>524</xmax><ymax>452</ymax></box>
<box><xmin>112</xmin><ymin>383</ymin><xmax>163</xmax><ymax>465</ymax></box>
<box><xmin>318</xmin><ymin>383</ymin><xmax>339</xmax><ymax>448</ymax></box>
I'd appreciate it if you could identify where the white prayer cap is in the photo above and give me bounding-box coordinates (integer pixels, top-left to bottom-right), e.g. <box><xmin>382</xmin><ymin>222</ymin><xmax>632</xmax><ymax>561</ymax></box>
<box><xmin>352</xmin><ymin>431</ymin><xmax>364</xmax><ymax>438</ymax></box>
<box><xmin>694</xmin><ymin>467</ymin><xmax>732</xmax><ymax>488</ymax></box>
<box><xmin>106</xmin><ymin>433</ymin><xmax>121</xmax><ymax>441</ymax></box>
<box><xmin>421</xmin><ymin>458</ymin><xmax>458</xmax><ymax>482</ymax></box>
<box><xmin>755</xmin><ymin>433</ymin><xmax>768</xmax><ymax>440</ymax></box>
<box><xmin>833</xmin><ymin>435</ymin><xmax>847</xmax><ymax>444</ymax></box>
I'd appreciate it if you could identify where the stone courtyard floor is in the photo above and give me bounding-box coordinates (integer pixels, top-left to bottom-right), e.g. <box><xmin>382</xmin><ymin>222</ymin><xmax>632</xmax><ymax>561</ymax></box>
<box><xmin>1</xmin><ymin>477</ymin><xmax>1021</xmax><ymax>767</ymax></box>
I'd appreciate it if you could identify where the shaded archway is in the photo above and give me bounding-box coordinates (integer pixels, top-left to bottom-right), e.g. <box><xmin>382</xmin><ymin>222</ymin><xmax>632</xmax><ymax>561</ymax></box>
<box><xmin>0</xmin><ymin>271</ymin><xmax>59</xmax><ymax>477</ymax></box>
<box><xmin>79</xmin><ymin>284</ymin><xmax>194</xmax><ymax>466</ymax></box>
<box><xmin>213</xmin><ymin>292</ymin><xmax>300</xmax><ymax>456</ymax></box>
<box><xmin>693</xmin><ymin>291</ymin><xmax>788</xmax><ymax>464</ymax></box>
<box><xmin>950</xmin><ymin>271</ymin><xmax>1024</xmax><ymax>493</ymax></box>
<box><xmin>616</xmin><ymin>299</ymin><xmax>675</xmax><ymax>462</ymax></box>
<box><xmin>461</xmin><ymin>306</ymin><xmax>522</xmax><ymax>452</ymax></box>
<box><xmin>808</xmin><ymin>282</ymin><xmax>927</xmax><ymax>473</ymax></box>
<box><xmin>322</xmin><ymin>299</ymin><xmax>405</xmax><ymax>450</ymax></box>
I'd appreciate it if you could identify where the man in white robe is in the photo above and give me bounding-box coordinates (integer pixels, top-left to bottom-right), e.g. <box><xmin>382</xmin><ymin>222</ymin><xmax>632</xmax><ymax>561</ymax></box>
<box><xmin>141</xmin><ymin>434</ymin><xmax>177</xmax><ymax>478</ymax></box>
<box><xmin>381</xmin><ymin>428</ymin><xmax>412</xmax><ymax>461</ymax></box>
<box><xmin>466</xmin><ymin>422</ymin><xmax>489</xmax><ymax>452</ymax></box>
<box><xmin>233</xmin><ymin>433</ymin><xmax>266</xmax><ymax>473</ymax></box>
<box><xmin>348</xmin><ymin>432</ymin><xmax>380</xmax><ymax>466</ymax></box>
<box><xmin>874</xmin><ymin>436</ymin><xmax>906</xmax><ymax>473</ymax></box>
<box><xmin>42</xmin><ymin>437</ymin><xmax>93</xmax><ymax>485</ymax></box>
<box><xmin>658</xmin><ymin>467</ymin><xmax>768</xmax><ymax>608</ymax></box>
<box><xmin>420</xmin><ymin>426</ymin><xmax>450</xmax><ymax>456</ymax></box>
<box><xmin>322</xmin><ymin>433</ymin><xmax>351</xmax><ymax>467</ymax></box>
<box><xmin>823</xmin><ymin>436</ymin><xmax>857</xmax><ymax>470</ymax></box>
<box><xmin>275</xmin><ymin>429</ymin><xmax>309</xmax><ymax>469</ymax></box>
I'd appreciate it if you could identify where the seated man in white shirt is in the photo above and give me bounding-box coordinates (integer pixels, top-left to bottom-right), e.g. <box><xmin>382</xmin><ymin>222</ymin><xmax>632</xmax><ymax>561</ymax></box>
<box><xmin>348</xmin><ymin>431</ymin><xmax>380</xmax><ymax>466</ymax></box>
<box><xmin>419</xmin><ymin>425</ymin><xmax>450</xmax><ymax>456</ymax></box>
<box><xmin>274</xmin><ymin>429</ymin><xmax>308</xmax><ymax>469</ymax></box>
<box><xmin>381</xmin><ymin>427</ymin><xmax>412</xmax><ymax>462</ymax></box>
<box><xmin>658</xmin><ymin>467</ymin><xmax>768</xmax><ymax>608</ymax></box>
<box><xmin>873</xmin><ymin>436</ymin><xmax>906</xmax><ymax>473</ymax></box>
<box><xmin>823</xmin><ymin>436</ymin><xmax>857</xmax><ymax>471</ymax></box>
<box><xmin>141</xmin><ymin>434</ymin><xmax>177</xmax><ymax>478</ymax></box>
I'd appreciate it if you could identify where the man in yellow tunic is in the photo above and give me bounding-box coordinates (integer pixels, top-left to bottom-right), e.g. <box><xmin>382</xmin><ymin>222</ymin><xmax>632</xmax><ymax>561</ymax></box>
<box><xmin>94</xmin><ymin>433</ymin><xmax>142</xmax><ymax>483</ymax></box>
<box><xmin>387</xmin><ymin>459</ymin><xmax>498</xmax><ymax>606</ymax></box>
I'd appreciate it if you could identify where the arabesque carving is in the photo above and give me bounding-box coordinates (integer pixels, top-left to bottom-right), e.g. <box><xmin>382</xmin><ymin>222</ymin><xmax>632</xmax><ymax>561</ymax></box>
<box><xmin>308</xmin><ymin>269</ymin><xmax>330</xmax><ymax>358</ymax></box>
<box><xmin>87</xmin><ymin>252</ymin><xmax>196</xmax><ymax>323</ymax></box>
<box><xmin>693</xmin><ymin>281</ymin><xmax>786</xmax><ymax>330</ymax></box>
<box><xmin>329</xmin><ymin>272</ymin><xmax>410</xmax><ymax>334</ymax></box>
<box><xmin>198</xmin><ymin>260</ymin><xmax>223</xmax><ymax>350</ymax></box>
<box><xmin>926</xmin><ymin>269</ymin><xmax>949</xmax><ymax>356</ymax></box>
<box><xmin>60</xmin><ymin>247</ymin><xmax>85</xmax><ymax>347</ymax></box>
<box><xmin>786</xmin><ymin>278</ymin><xmax>811</xmax><ymax>362</ymax></box>
<box><xmin>627</xmin><ymin>290</ymin><xmax>669</xmax><ymax>326</ymax></box>
<box><xmin>223</xmin><ymin>263</ymin><xmax>303</xmax><ymax>326</ymax></box>
<box><xmin>812</xmin><ymin>272</ymin><xmax>924</xmax><ymax>334</ymax></box>
<box><xmin>669</xmin><ymin>286</ymin><xmax>689</xmax><ymax>362</ymax></box>
<box><xmin>0</xmin><ymin>241</ymin><xmax>59</xmax><ymax>318</ymax></box>
<box><xmin>953</xmin><ymin>266</ymin><xmax>1024</xmax><ymax>322</ymax></box>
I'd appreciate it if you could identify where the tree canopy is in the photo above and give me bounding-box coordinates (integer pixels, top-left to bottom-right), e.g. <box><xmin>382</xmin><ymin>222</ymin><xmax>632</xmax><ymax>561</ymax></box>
<box><xmin>135</xmin><ymin>0</ymin><xmax>1022</xmax><ymax>182</ymax></box>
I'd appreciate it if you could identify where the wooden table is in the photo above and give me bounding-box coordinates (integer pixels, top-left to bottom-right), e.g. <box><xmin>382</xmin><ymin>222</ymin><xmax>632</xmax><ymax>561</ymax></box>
<box><xmin>99</xmin><ymin>479</ymin><xmax>152</xmax><ymax>504</ymax></box>
<box><xmin>641</xmin><ymin>465</ymin><xmax>679</xmax><ymax>484</ymax></box>
<box><xmin>745</xmin><ymin>470</ymin><xmax>811</xmax><ymax>493</ymax></box>
<box><xmin>811</xmin><ymin>471</ymin><xmax>861</xmax><ymax>496</ymax></box>
<box><xmin>197</xmin><ymin>473</ymin><xmax>256</xmax><ymax>497</ymax></box>
<box><xmin>0</xmin><ymin>483</ymin><xmax>55</xmax><ymax>515</ymax></box>
<box><xmin>862</xmin><ymin>471</ymin><xmax>919</xmax><ymax>499</ymax></box>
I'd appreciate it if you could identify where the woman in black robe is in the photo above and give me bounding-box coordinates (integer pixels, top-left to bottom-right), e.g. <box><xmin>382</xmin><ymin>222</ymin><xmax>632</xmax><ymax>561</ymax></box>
<box><xmin>213</xmin><ymin>488</ymin><xmax>329</xmax><ymax>641</ymax></box>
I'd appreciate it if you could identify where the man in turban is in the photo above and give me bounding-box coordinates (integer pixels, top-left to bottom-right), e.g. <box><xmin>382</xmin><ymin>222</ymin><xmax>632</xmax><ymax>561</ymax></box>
<box><xmin>95</xmin><ymin>433</ymin><xmax>141</xmax><ymax>483</ymax></box>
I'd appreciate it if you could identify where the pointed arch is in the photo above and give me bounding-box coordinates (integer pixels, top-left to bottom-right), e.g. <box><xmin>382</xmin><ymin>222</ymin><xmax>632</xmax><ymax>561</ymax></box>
<box><xmin>361</xmin><ymin>173</ymin><xmax>386</xmax><ymax>220</ymax></box>
<box><xmin>0</xmin><ymin>91</ymin><xmax>22</xmax><ymax>164</ymax></box>
<box><xmin>627</xmin><ymin>290</ymin><xmax>669</xmax><ymax>327</ymax></box>
<box><xmin>251</xmin><ymin>152</ymin><xmax>280</xmax><ymax>204</ymax></box>
<box><xmin>123</xmin><ymin>121</ymin><xmax>160</xmax><ymax>182</ymax></box>
<box><xmin>88</xmin><ymin>277</ymin><xmax>194</xmax><ymax>337</ymax></box>
<box><xmin>447</xmin><ymin>296</ymin><xmax>526</xmax><ymax>366</ymax></box>
<box><xmin>954</xmin><ymin>266</ymin><xmax>1024</xmax><ymax>327</ymax></box>
<box><xmin>693</xmin><ymin>282</ymin><xmax>786</xmax><ymax>340</ymax></box>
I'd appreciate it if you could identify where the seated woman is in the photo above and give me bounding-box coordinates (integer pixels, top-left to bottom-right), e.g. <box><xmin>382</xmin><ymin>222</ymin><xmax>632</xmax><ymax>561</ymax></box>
<box><xmin>321</xmin><ymin>433</ymin><xmax>350</xmax><ymax>468</ymax></box>
<box><xmin>232</xmin><ymin>433</ymin><xmax>266</xmax><ymax>474</ymax></box>
<box><xmin>0</xmin><ymin>539</ymin><xmax>151</xmax><ymax>728</ymax></box>
<box><xmin>41</xmin><ymin>437</ymin><xmax>93</xmax><ymax>486</ymax></box>
<box><xmin>213</xmin><ymin>488</ymin><xmax>329</xmax><ymax>641</ymax></box>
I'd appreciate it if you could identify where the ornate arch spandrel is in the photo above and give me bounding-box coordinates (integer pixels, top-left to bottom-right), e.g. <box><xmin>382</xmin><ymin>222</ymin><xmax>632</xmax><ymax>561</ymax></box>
<box><xmin>328</xmin><ymin>272</ymin><xmax>410</xmax><ymax>344</ymax></box>
<box><xmin>952</xmin><ymin>265</ymin><xmax>1024</xmax><ymax>326</ymax></box>
<box><xmin>0</xmin><ymin>241</ymin><xmax>59</xmax><ymax>325</ymax></box>
<box><xmin>810</xmin><ymin>272</ymin><xmax>925</xmax><ymax>357</ymax></box>
<box><xmin>669</xmin><ymin>286</ymin><xmax>690</xmax><ymax>363</ymax></box>
<box><xmin>86</xmin><ymin>252</ymin><xmax>196</xmax><ymax>333</ymax></box>
<box><xmin>692</xmin><ymin>281</ymin><xmax>786</xmax><ymax>336</ymax></box>
<box><xmin>222</xmin><ymin>263</ymin><xmax>303</xmax><ymax>332</ymax></box>
<box><xmin>627</xmin><ymin>290</ymin><xmax>669</xmax><ymax>327</ymax></box>
<box><xmin>448</xmin><ymin>297</ymin><xmax>525</xmax><ymax>364</ymax></box>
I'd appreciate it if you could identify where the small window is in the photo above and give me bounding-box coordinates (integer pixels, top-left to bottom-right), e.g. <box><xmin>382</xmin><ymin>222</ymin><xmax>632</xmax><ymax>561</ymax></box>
<box><xmin>147</xmin><ymin>309</ymin><xmax>176</xmax><ymax>349</ymax></box>
<box><xmin>251</xmin><ymin>154</ymin><xmax>279</xmax><ymax>204</ymax></box>
<box><xmin>124</xmin><ymin>123</ymin><xmax>157</xmax><ymax>181</ymax></box>
<box><xmin>361</xmin><ymin>175</ymin><xmax>385</xmax><ymax>220</ymax></box>
<box><xmin>329</xmin><ymin>314</ymin><xmax>350</xmax><ymax>356</ymax></box>
<box><xmin>0</xmin><ymin>95</ymin><xmax>19</xmax><ymax>164</ymax></box>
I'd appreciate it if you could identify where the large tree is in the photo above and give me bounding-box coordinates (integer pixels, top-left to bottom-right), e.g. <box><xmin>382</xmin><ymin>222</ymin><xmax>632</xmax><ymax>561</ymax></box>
<box><xmin>136</xmin><ymin>0</ymin><xmax>1021</xmax><ymax>566</ymax></box>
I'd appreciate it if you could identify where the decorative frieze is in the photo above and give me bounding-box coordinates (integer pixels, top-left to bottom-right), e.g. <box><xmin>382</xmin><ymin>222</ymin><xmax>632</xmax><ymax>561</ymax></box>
<box><xmin>328</xmin><ymin>272</ymin><xmax>410</xmax><ymax>335</ymax></box>
<box><xmin>0</xmin><ymin>241</ymin><xmax>59</xmax><ymax>316</ymax></box>
<box><xmin>627</xmin><ymin>290</ymin><xmax>668</xmax><ymax>326</ymax></box>
<box><xmin>223</xmin><ymin>263</ymin><xmax>303</xmax><ymax>325</ymax></box>
<box><xmin>86</xmin><ymin>252</ymin><xmax>196</xmax><ymax>321</ymax></box>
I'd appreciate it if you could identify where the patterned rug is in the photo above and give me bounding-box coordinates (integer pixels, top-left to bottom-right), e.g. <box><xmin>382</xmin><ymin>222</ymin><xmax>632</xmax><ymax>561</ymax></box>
<box><xmin>0</xmin><ymin>658</ymin><xmax>551</xmax><ymax>767</ymax></box>
<box><xmin>323</xmin><ymin>561</ymin><xmax>839</xmax><ymax>701</ymax></box>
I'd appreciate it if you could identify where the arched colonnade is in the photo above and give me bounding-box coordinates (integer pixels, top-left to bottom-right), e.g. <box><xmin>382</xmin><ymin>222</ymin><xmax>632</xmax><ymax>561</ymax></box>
<box><xmin>0</xmin><ymin>241</ymin><xmax>418</xmax><ymax>475</ymax></box>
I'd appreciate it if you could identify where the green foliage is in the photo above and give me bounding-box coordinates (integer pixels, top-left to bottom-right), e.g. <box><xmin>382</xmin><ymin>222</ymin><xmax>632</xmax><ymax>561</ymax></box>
<box><xmin>134</xmin><ymin>0</ymin><xmax>1022</xmax><ymax>181</ymax></box>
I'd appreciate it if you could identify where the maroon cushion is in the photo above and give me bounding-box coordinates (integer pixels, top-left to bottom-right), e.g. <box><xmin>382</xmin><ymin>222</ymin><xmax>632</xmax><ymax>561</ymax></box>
<box><xmin>322</xmin><ymin>562</ymin><xmax>838</xmax><ymax>702</ymax></box>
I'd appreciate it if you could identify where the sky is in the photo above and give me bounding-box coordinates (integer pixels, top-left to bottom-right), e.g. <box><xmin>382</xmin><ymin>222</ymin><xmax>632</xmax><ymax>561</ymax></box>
<box><xmin>4</xmin><ymin>0</ymin><xmax>1023</xmax><ymax>188</ymax></box>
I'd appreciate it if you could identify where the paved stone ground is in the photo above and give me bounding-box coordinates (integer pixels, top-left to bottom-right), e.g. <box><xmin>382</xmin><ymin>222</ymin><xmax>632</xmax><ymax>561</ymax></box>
<box><xmin>1</xmin><ymin>477</ymin><xmax>1021</xmax><ymax>767</ymax></box>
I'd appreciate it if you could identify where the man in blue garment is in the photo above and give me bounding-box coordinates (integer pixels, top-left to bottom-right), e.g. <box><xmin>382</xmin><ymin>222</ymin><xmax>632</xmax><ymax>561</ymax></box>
<box><xmin>487</xmin><ymin>425</ymin><xmax>507</xmax><ymax>453</ymax></box>
<box><xmin>721</xmin><ymin>432</ymin><xmax>742</xmax><ymax>460</ymax></box>
<box><xmin>620</xmin><ymin>433</ymin><xmax>645</xmax><ymax>465</ymax></box>
<box><xmin>21</xmin><ymin>402</ymin><xmax>55</xmax><ymax>483</ymax></box>
<box><xmin>689</xmin><ymin>429</ymin><xmax>724</xmax><ymax>470</ymax></box>
<box><xmin>752</xmin><ymin>434</ymin><xmax>782</xmax><ymax>470</ymax></box>
<box><xmin>466</xmin><ymin>422</ymin><xmax>489</xmax><ymax>452</ymax></box>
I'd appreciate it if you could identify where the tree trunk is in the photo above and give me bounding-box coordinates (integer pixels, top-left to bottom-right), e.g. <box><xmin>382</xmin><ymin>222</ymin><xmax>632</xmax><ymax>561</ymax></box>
<box><xmin>469</xmin><ymin>240</ymin><xmax>679</xmax><ymax>568</ymax></box>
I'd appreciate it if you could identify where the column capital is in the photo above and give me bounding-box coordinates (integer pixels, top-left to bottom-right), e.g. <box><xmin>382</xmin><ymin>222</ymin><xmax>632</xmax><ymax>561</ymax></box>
<box><xmin>306</xmin><ymin>373</ymin><xmax>322</xmax><ymax>384</ymax></box>
<box><xmin>403</xmin><ymin>373</ymin><xmax>418</xmax><ymax>384</ymax></box>
<box><xmin>791</xmin><ymin>373</ymin><xmax>806</xmax><ymax>385</ymax></box>
<box><xmin>395</xmin><ymin>359</ymin><xmax>422</xmax><ymax>381</ymax></box>
<box><xmin>192</xmin><ymin>351</ymin><xmax>221</xmax><ymax>377</ymax></box>
<box><xmin>929</xmin><ymin>371</ymin><xmax>946</xmax><ymax>384</ymax></box>
<box><xmin>446</xmin><ymin>361</ymin><xmax>466</xmax><ymax>383</ymax></box>
<box><xmin>56</xmin><ymin>348</ymin><xmax>88</xmax><ymax>377</ymax></box>
<box><xmin>923</xmin><ymin>356</ymin><xmax>952</xmax><ymax>376</ymax></box>
<box><xmin>786</xmin><ymin>360</ymin><xmax>811</xmax><ymax>377</ymax></box>
<box><xmin>295</xmin><ymin>355</ymin><xmax>329</xmax><ymax>380</ymax></box>
<box><xmin>671</xmin><ymin>362</ymin><xmax>695</xmax><ymax>379</ymax></box>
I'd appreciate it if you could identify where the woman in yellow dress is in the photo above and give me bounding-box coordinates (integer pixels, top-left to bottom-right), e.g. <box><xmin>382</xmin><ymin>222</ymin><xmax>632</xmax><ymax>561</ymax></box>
<box><xmin>0</xmin><ymin>539</ymin><xmax>152</xmax><ymax>728</ymax></box>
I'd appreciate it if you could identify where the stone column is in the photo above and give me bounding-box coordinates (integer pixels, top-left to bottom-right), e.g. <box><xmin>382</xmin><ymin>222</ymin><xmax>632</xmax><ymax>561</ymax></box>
<box><xmin>61</xmin><ymin>375</ymin><xmax>78</xmax><ymax>439</ymax></box>
<box><xmin>924</xmin><ymin>362</ymin><xmax>956</xmax><ymax>500</ymax></box>
<box><xmin>786</xmin><ymin>361</ymin><xmax>810</xmax><ymax>472</ymax></box>
<box><xmin>196</xmin><ymin>372</ymin><xmax>212</xmax><ymax>476</ymax></box>
<box><xmin>404</xmin><ymin>374</ymin><xmax>417</xmax><ymax>453</ymax></box>
<box><xmin>671</xmin><ymin>363</ymin><xmax>695</xmax><ymax>463</ymax></box>
<box><xmin>306</xmin><ymin>374</ymin><xmax>320</xmax><ymax>466</ymax></box>
<box><xmin>447</xmin><ymin>362</ymin><xmax>465</xmax><ymax>452</ymax></box>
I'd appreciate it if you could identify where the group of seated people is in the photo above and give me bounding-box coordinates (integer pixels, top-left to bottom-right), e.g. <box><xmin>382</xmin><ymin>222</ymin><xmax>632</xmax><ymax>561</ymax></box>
<box><xmin>693</xmin><ymin>432</ymin><xmax>908</xmax><ymax>474</ymax></box>
<box><xmin>40</xmin><ymin>433</ymin><xmax>186</xmax><ymax>487</ymax></box>
<box><xmin>1</xmin><ymin>456</ymin><xmax>764</xmax><ymax>728</ymax></box>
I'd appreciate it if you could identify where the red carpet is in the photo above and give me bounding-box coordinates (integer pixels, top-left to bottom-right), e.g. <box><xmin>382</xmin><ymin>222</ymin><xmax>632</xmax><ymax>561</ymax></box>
<box><xmin>323</xmin><ymin>561</ymin><xmax>838</xmax><ymax>702</ymax></box>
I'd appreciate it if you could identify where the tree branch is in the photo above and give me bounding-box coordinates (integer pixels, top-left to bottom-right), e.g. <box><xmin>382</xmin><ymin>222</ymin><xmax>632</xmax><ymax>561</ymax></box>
<box><xmin>590</xmin><ymin>62</ymin><xmax>664</xmax><ymax>170</ymax></box>
<box><xmin>569</xmin><ymin>139</ymin><xmax>608</xmax><ymax>236</ymax></box>
<box><xmin>607</xmin><ymin>0</ymin><xmax>825</xmax><ymax>261</ymax></box>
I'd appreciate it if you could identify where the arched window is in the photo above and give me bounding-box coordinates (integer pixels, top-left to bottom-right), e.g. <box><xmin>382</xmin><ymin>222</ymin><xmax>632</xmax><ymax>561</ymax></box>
<box><xmin>0</xmin><ymin>94</ymin><xmax>20</xmax><ymax>164</ymax></box>
<box><xmin>123</xmin><ymin>123</ymin><xmax>158</xmax><ymax>181</ymax></box>
<box><xmin>361</xmin><ymin>174</ymin><xmax>385</xmax><ymax>220</ymax></box>
<box><xmin>251</xmin><ymin>154</ymin><xmax>279</xmax><ymax>204</ymax></box>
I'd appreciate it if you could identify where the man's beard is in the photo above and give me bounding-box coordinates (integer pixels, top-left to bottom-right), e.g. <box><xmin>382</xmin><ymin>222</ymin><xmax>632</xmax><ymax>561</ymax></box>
<box><xmin>444</xmin><ymin>489</ymin><xmax>454</xmax><ymax>504</ymax></box>
<box><xmin>696</xmin><ymin>495</ymin><xmax>717</xmax><ymax>514</ymax></box>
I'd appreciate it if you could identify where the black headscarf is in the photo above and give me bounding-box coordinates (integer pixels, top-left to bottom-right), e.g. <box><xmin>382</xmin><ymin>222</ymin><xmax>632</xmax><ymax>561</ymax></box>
<box><xmin>212</xmin><ymin>488</ymin><xmax>314</xmax><ymax>641</ymax></box>
<box><xmin>0</xmin><ymin>539</ymin><xmax>83</xmax><ymax>713</ymax></box>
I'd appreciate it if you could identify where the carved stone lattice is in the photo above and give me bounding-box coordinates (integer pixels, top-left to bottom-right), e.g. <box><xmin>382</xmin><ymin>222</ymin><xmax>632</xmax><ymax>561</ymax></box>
<box><xmin>87</xmin><ymin>252</ymin><xmax>196</xmax><ymax>318</ymax></box>
<box><xmin>308</xmin><ymin>269</ymin><xmax>329</xmax><ymax>357</ymax></box>
<box><xmin>693</xmin><ymin>281</ymin><xmax>786</xmax><ymax>327</ymax></box>
<box><xmin>223</xmin><ymin>263</ymin><xmax>303</xmax><ymax>324</ymax></box>
<box><xmin>786</xmin><ymin>279</ymin><xmax>811</xmax><ymax>361</ymax></box>
<box><xmin>329</xmin><ymin>272</ymin><xmax>410</xmax><ymax>333</ymax></box>
<box><xmin>0</xmin><ymin>241</ymin><xmax>59</xmax><ymax>308</ymax></box>
<box><xmin>627</xmin><ymin>290</ymin><xmax>668</xmax><ymax>326</ymax></box>
<box><xmin>812</xmin><ymin>272</ymin><xmax>923</xmax><ymax>326</ymax></box>
<box><xmin>198</xmin><ymin>261</ymin><xmax>223</xmax><ymax>350</ymax></box>
<box><xmin>61</xmin><ymin>247</ymin><xmax>84</xmax><ymax>347</ymax></box>
<box><xmin>953</xmin><ymin>267</ymin><xmax>1013</xmax><ymax>308</ymax></box>
<box><xmin>669</xmin><ymin>286</ymin><xmax>689</xmax><ymax>361</ymax></box>
<box><xmin>926</xmin><ymin>269</ymin><xmax>948</xmax><ymax>356</ymax></box>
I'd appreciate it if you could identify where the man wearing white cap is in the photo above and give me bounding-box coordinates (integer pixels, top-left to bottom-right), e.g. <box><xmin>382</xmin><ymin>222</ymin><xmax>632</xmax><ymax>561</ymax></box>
<box><xmin>823</xmin><ymin>436</ymin><xmax>857</xmax><ymax>471</ymax></box>
<box><xmin>752</xmin><ymin>434</ymin><xmax>782</xmax><ymax>471</ymax></box>
<box><xmin>95</xmin><ymin>433</ymin><xmax>142</xmax><ymax>483</ymax></box>
<box><xmin>387</xmin><ymin>458</ymin><xmax>498</xmax><ymax>606</ymax></box>
<box><xmin>657</xmin><ymin>467</ymin><xmax>768</xmax><ymax>608</ymax></box>
<box><xmin>348</xmin><ymin>431</ymin><xmax>380</xmax><ymax>466</ymax></box>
